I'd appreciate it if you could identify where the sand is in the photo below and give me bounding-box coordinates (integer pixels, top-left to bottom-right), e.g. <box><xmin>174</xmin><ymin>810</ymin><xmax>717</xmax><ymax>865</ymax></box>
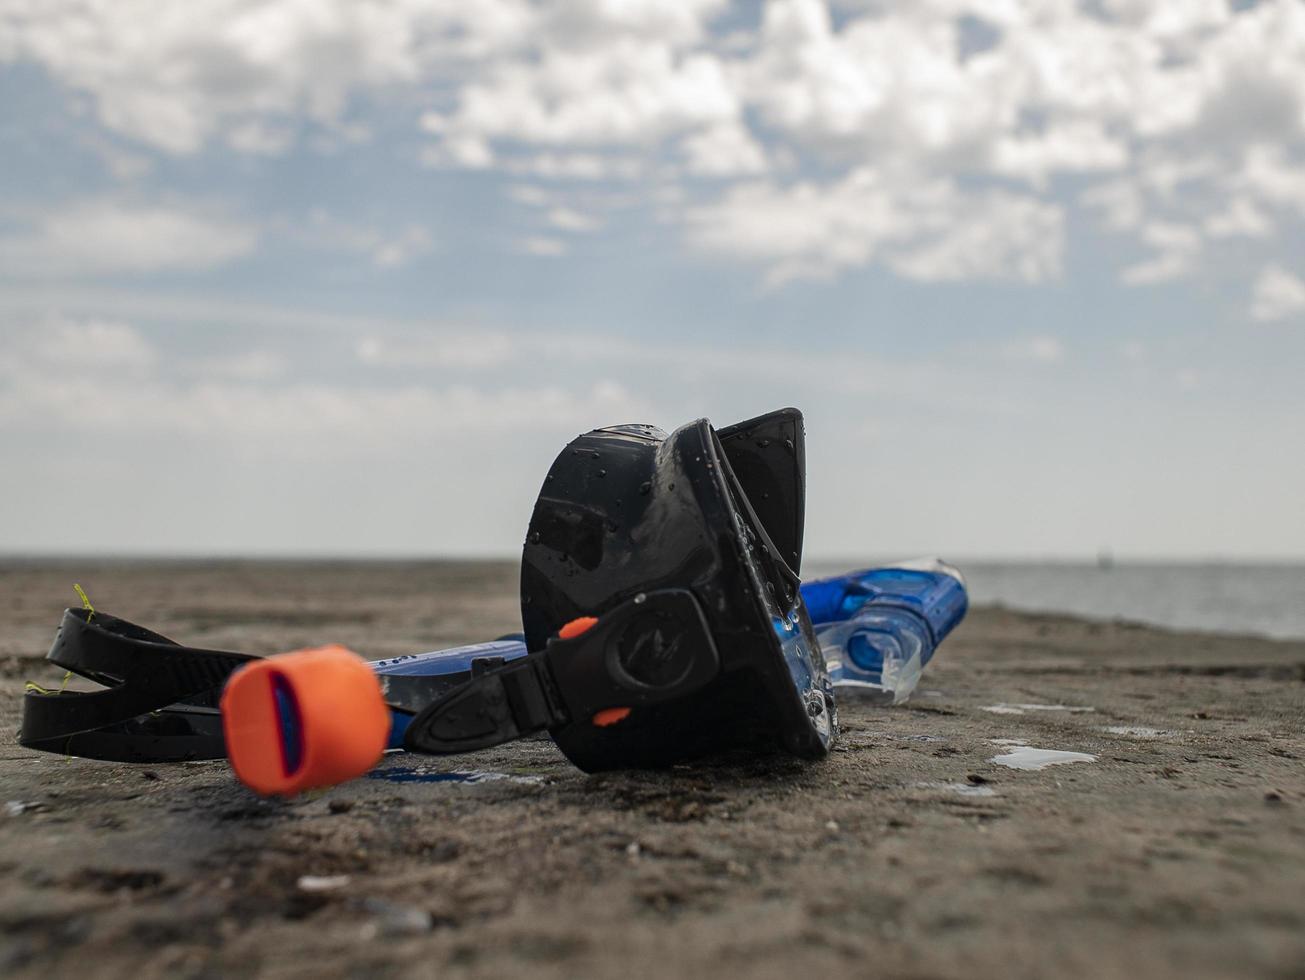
<box><xmin>1</xmin><ymin>559</ymin><xmax>1303</xmax><ymax>979</ymax></box>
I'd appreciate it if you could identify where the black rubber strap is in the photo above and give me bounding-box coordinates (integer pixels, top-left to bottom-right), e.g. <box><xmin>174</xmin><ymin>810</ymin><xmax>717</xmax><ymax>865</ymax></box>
<box><xmin>20</xmin><ymin>610</ymin><xmax>520</xmax><ymax>763</ymax></box>
<box><xmin>20</xmin><ymin>609</ymin><xmax>256</xmax><ymax>762</ymax></box>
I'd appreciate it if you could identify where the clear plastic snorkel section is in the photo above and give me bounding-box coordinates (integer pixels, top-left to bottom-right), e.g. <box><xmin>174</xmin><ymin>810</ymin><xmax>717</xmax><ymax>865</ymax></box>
<box><xmin>801</xmin><ymin>558</ymin><xmax>968</xmax><ymax>704</ymax></box>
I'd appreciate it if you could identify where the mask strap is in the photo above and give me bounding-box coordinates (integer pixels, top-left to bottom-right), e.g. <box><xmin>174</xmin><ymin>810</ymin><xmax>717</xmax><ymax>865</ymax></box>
<box><xmin>20</xmin><ymin>609</ymin><xmax>256</xmax><ymax>761</ymax></box>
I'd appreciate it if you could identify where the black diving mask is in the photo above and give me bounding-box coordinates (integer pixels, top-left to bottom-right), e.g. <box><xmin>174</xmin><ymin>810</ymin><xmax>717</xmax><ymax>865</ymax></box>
<box><xmin>403</xmin><ymin>407</ymin><xmax>836</xmax><ymax>771</ymax></box>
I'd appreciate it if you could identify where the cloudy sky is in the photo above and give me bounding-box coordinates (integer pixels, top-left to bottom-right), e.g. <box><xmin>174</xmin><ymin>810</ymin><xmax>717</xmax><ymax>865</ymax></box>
<box><xmin>1</xmin><ymin>0</ymin><xmax>1303</xmax><ymax>560</ymax></box>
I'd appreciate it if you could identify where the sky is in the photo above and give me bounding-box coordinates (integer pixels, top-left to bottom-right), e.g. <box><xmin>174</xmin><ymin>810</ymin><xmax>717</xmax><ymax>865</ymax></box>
<box><xmin>0</xmin><ymin>0</ymin><xmax>1303</xmax><ymax>562</ymax></box>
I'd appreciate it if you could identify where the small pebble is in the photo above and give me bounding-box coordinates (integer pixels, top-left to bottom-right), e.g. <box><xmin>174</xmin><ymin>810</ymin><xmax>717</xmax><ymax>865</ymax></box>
<box><xmin>361</xmin><ymin>898</ymin><xmax>433</xmax><ymax>936</ymax></box>
<box><xmin>297</xmin><ymin>874</ymin><xmax>351</xmax><ymax>892</ymax></box>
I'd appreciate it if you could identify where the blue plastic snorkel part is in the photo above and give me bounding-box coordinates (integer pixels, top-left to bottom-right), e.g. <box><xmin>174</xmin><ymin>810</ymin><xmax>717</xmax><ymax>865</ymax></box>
<box><xmin>801</xmin><ymin>559</ymin><xmax>968</xmax><ymax>703</ymax></box>
<box><xmin>369</xmin><ymin>639</ymin><xmax>529</xmax><ymax>749</ymax></box>
<box><xmin>271</xmin><ymin>672</ymin><xmax>304</xmax><ymax>776</ymax></box>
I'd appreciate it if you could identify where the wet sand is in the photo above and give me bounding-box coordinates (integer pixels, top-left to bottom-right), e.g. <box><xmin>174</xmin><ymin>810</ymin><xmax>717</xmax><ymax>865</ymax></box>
<box><xmin>1</xmin><ymin>560</ymin><xmax>1303</xmax><ymax>979</ymax></box>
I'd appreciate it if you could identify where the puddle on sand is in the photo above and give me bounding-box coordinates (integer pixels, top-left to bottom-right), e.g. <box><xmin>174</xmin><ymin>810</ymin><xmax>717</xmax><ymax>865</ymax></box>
<box><xmin>915</xmin><ymin>781</ymin><xmax>997</xmax><ymax>798</ymax></box>
<box><xmin>980</xmin><ymin>704</ymin><xmax>1096</xmax><ymax>716</ymax></box>
<box><xmin>1101</xmin><ymin>726</ymin><xmax>1180</xmax><ymax>738</ymax></box>
<box><xmin>988</xmin><ymin>741</ymin><xmax>1097</xmax><ymax>771</ymax></box>
<box><xmin>368</xmin><ymin>767</ymin><xmax>545</xmax><ymax>786</ymax></box>
<box><xmin>856</xmin><ymin>731</ymin><xmax>947</xmax><ymax>743</ymax></box>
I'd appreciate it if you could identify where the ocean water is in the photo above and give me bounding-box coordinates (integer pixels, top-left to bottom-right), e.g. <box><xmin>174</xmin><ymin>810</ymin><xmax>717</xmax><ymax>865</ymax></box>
<box><xmin>808</xmin><ymin>561</ymin><xmax>1305</xmax><ymax>641</ymax></box>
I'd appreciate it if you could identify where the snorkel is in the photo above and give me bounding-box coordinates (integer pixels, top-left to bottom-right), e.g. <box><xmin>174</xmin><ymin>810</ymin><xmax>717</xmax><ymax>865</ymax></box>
<box><xmin>19</xmin><ymin>407</ymin><xmax>968</xmax><ymax>796</ymax></box>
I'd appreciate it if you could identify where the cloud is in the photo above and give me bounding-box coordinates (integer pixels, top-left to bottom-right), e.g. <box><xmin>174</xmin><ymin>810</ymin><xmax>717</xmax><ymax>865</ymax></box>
<box><xmin>356</xmin><ymin>333</ymin><xmax>516</xmax><ymax>370</ymax></box>
<box><xmin>422</xmin><ymin>41</ymin><xmax>738</xmax><ymax>150</ymax></box>
<box><xmin>0</xmin><ymin>1</ymin><xmax>534</xmax><ymax>154</ymax></box>
<box><xmin>1002</xmin><ymin>336</ymin><xmax>1065</xmax><ymax>364</ymax></box>
<box><xmin>1250</xmin><ymin>264</ymin><xmax>1305</xmax><ymax>321</ymax></box>
<box><xmin>0</xmin><ymin>199</ymin><xmax>256</xmax><ymax>276</ymax></box>
<box><xmin>989</xmin><ymin>121</ymin><xmax>1130</xmax><ymax>185</ymax></box>
<box><xmin>516</xmin><ymin>236</ymin><xmax>568</xmax><ymax>257</ymax></box>
<box><xmin>4</xmin><ymin>0</ymin><xmax>1305</xmax><ymax>293</ymax></box>
<box><xmin>0</xmin><ymin>314</ymin><xmax>647</xmax><ymax>446</ymax></box>
<box><xmin>546</xmin><ymin>207</ymin><xmax>603</xmax><ymax>233</ymax></box>
<box><xmin>681</xmin><ymin>121</ymin><xmax>769</xmax><ymax>177</ymax></box>
<box><xmin>18</xmin><ymin>318</ymin><xmax>158</xmax><ymax>371</ymax></box>
<box><xmin>888</xmin><ymin>192</ymin><xmax>1063</xmax><ymax>284</ymax></box>
<box><xmin>0</xmin><ymin>374</ymin><xmax>645</xmax><ymax>445</ymax></box>
<box><xmin>686</xmin><ymin>168</ymin><xmax>1062</xmax><ymax>285</ymax></box>
<box><xmin>286</xmin><ymin>212</ymin><xmax>433</xmax><ymax>268</ymax></box>
<box><xmin>1121</xmin><ymin>222</ymin><xmax>1203</xmax><ymax>285</ymax></box>
<box><xmin>1203</xmin><ymin>196</ymin><xmax>1272</xmax><ymax>238</ymax></box>
<box><xmin>202</xmin><ymin>350</ymin><xmax>287</xmax><ymax>382</ymax></box>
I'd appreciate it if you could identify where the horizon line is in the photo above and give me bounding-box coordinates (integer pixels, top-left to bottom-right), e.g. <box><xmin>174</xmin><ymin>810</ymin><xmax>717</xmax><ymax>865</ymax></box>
<box><xmin>2</xmin><ymin>551</ymin><xmax>1303</xmax><ymax>566</ymax></box>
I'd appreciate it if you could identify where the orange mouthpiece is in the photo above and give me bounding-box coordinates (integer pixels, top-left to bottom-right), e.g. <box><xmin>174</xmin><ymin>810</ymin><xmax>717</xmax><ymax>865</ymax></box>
<box><xmin>221</xmin><ymin>645</ymin><xmax>389</xmax><ymax>797</ymax></box>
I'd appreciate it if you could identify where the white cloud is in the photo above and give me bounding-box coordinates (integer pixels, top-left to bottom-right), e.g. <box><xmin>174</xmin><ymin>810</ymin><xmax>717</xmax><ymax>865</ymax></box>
<box><xmin>286</xmin><ymin>212</ymin><xmax>433</xmax><ymax>268</ymax></box>
<box><xmin>1234</xmin><ymin>144</ymin><xmax>1305</xmax><ymax>215</ymax></box>
<box><xmin>506</xmin><ymin>184</ymin><xmax>554</xmax><ymax>207</ymax></box>
<box><xmin>424</xmin><ymin>41</ymin><xmax>737</xmax><ymax>149</ymax></box>
<box><xmin>0</xmin><ymin>1</ymin><xmax>537</xmax><ymax>154</ymax></box>
<box><xmin>502</xmin><ymin>152</ymin><xmax>647</xmax><ymax>181</ymax></box>
<box><xmin>888</xmin><ymin>192</ymin><xmax>1063</xmax><ymax>284</ymax></box>
<box><xmin>681</xmin><ymin>122</ymin><xmax>768</xmax><ymax>176</ymax></box>
<box><xmin>0</xmin><ymin>373</ymin><xmax>645</xmax><ymax>443</ymax></box>
<box><xmin>546</xmin><ymin>207</ymin><xmax>603</xmax><ymax>233</ymax></box>
<box><xmin>517</xmin><ymin>236</ymin><xmax>568</xmax><ymax>257</ymax></box>
<box><xmin>0</xmin><ymin>314</ymin><xmax>646</xmax><ymax>444</ymax></box>
<box><xmin>989</xmin><ymin>121</ymin><xmax>1130</xmax><ymax>185</ymax></box>
<box><xmin>0</xmin><ymin>199</ymin><xmax>256</xmax><ymax>276</ymax></box>
<box><xmin>686</xmin><ymin>168</ymin><xmax>1062</xmax><ymax>285</ymax></box>
<box><xmin>4</xmin><ymin>0</ymin><xmax>1305</xmax><ymax>293</ymax></box>
<box><xmin>1119</xmin><ymin>340</ymin><xmax>1146</xmax><ymax>363</ymax></box>
<box><xmin>372</xmin><ymin>227</ymin><xmax>434</xmax><ymax>268</ymax></box>
<box><xmin>1203</xmin><ymin>197</ymin><xmax>1272</xmax><ymax>238</ymax></box>
<box><xmin>1121</xmin><ymin>222</ymin><xmax>1202</xmax><ymax>285</ymax></box>
<box><xmin>21</xmin><ymin>318</ymin><xmax>158</xmax><ymax>371</ymax></box>
<box><xmin>356</xmin><ymin>333</ymin><xmax>516</xmax><ymax>370</ymax></box>
<box><xmin>201</xmin><ymin>350</ymin><xmax>287</xmax><ymax>382</ymax></box>
<box><xmin>1002</xmin><ymin>335</ymin><xmax>1065</xmax><ymax>364</ymax></box>
<box><xmin>1250</xmin><ymin>264</ymin><xmax>1305</xmax><ymax>322</ymax></box>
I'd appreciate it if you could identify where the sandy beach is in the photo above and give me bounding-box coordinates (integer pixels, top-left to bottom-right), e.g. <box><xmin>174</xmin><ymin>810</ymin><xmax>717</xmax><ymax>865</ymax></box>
<box><xmin>1</xmin><ymin>559</ymin><xmax>1302</xmax><ymax>979</ymax></box>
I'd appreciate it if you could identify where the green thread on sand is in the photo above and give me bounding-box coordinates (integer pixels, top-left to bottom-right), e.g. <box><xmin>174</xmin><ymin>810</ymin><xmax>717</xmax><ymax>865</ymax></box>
<box><xmin>74</xmin><ymin>583</ymin><xmax>95</xmax><ymax>620</ymax></box>
<box><xmin>56</xmin><ymin>583</ymin><xmax>98</xmax><ymax>691</ymax></box>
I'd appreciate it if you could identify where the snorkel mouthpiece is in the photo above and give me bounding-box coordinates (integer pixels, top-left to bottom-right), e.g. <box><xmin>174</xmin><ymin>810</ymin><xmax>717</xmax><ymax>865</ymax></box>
<box><xmin>221</xmin><ymin>646</ymin><xmax>389</xmax><ymax>797</ymax></box>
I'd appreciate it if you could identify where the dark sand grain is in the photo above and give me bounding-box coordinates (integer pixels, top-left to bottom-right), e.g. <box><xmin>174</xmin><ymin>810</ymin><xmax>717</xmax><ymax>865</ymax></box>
<box><xmin>1</xmin><ymin>560</ymin><xmax>1303</xmax><ymax>979</ymax></box>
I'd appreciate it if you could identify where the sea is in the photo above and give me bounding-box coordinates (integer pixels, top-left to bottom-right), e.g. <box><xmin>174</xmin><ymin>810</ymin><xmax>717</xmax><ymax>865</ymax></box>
<box><xmin>807</xmin><ymin>561</ymin><xmax>1305</xmax><ymax>641</ymax></box>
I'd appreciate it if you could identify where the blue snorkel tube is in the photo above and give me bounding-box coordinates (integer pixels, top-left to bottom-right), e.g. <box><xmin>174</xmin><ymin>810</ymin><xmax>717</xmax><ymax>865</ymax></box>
<box><xmin>801</xmin><ymin>558</ymin><xmax>968</xmax><ymax>703</ymax></box>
